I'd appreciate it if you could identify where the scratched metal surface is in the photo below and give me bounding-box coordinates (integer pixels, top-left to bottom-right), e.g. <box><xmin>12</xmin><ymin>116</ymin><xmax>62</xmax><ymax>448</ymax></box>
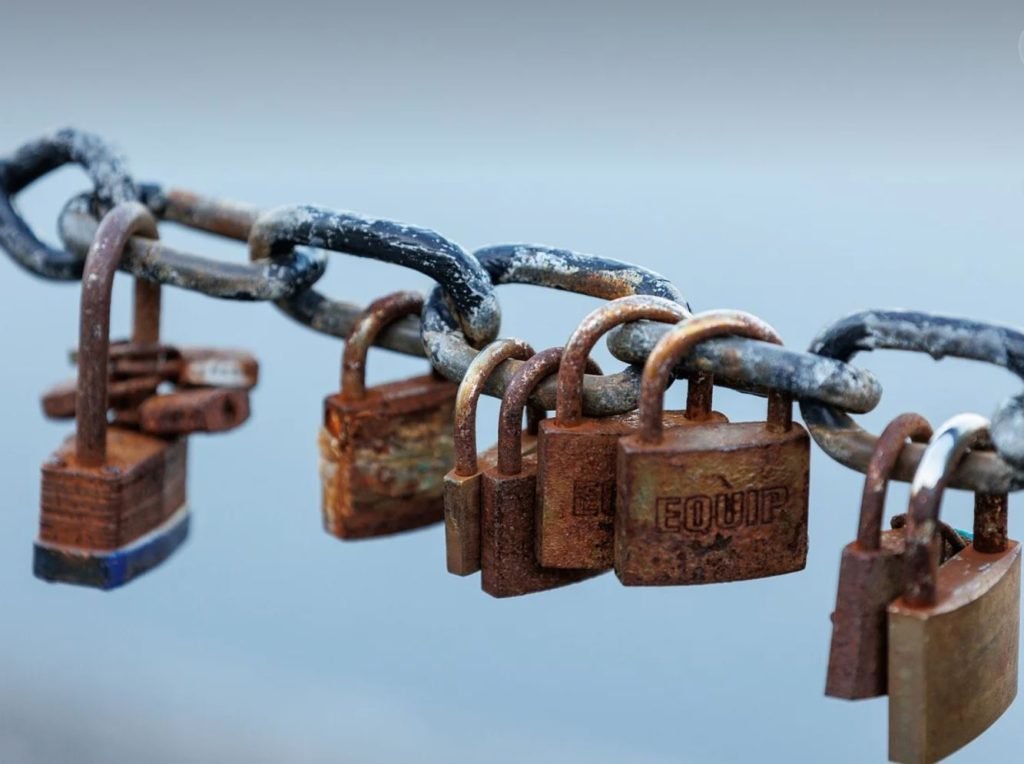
<box><xmin>1</xmin><ymin>4</ymin><xmax>1023</xmax><ymax>764</ymax></box>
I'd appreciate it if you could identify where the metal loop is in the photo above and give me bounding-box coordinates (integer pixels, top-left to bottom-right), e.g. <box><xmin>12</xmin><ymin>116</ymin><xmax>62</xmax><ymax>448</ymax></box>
<box><xmin>422</xmin><ymin>244</ymin><xmax>690</xmax><ymax>416</ymax></box>
<box><xmin>249</xmin><ymin>204</ymin><xmax>501</xmax><ymax>347</ymax></box>
<box><xmin>607</xmin><ymin>317</ymin><xmax>882</xmax><ymax>413</ymax></box>
<box><xmin>58</xmin><ymin>188</ymin><xmax>328</xmax><ymax>301</ymax></box>
<box><xmin>800</xmin><ymin>310</ymin><xmax>1024</xmax><ymax>492</ymax></box>
<box><xmin>0</xmin><ymin>128</ymin><xmax>138</xmax><ymax>280</ymax></box>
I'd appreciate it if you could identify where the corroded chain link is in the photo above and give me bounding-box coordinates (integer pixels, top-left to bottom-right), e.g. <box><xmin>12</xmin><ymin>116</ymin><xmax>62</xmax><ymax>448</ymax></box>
<box><xmin>3</xmin><ymin>128</ymin><xmax>1023</xmax><ymax>494</ymax></box>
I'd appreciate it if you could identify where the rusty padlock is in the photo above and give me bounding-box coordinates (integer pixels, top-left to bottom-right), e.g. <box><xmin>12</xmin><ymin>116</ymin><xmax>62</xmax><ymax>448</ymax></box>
<box><xmin>888</xmin><ymin>413</ymin><xmax>1020</xmax><ymax>764</ymax></box>
<box><xmin>825</xmin><ymin>413</ymin><xmax>934</xmax><ymax>700</ymax></box>
<box><xmin>138</xmin><ymin>387</ymin><xmax>251</xmax><ymax>435</ymax></box>
<box><xmin>35</xmin><ymin>203</ymin><xmax>189</xmax><ymax>589</ymax></box>
<box><xmin>445</xmin><ymin>338</ymin><xmax>538</xmax><ymax>576</ymax></box>
<box><xmin>41</xmin><ymin>374</ymin><xmax>162</xmax><ymax>420</ymax></box>
<box><xmin>175</xmin><ymin>347</ymin><xmax>260</xmax><ymax>390</ymax></box>
<box><xmin>481</xmin><ymin>347</ymin><xmax>601</xmax><ymax>597</ymax></box>
<box><xmin>616</xmin><ymin>310</ymin><xmax>810</xmax><ymax>586</ymax></box>
<box><xmin>320</xmin><ymin>291</ymin><xmax>458</xmax><ymax>539</ymax></box>
<box><xmin>537</xmin><ymin>295</ymin><xmax>719</xmax><ymax>571</ymax></box>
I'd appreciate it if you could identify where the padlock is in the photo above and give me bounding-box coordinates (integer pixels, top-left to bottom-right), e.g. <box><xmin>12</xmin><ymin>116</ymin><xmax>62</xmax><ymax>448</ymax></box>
<box><xmin>888</xmin><ymin>413</ymin><xmax>1020</xmax><ymax>764</ymax></box>
<box><xmin>138</xmin><ymin>387</ymin><xmax>251</xmax><ymax>435</ymax></box>
<box><xmin>825</xmin><ymin>413</ymin><xmax>934</xmax><ymax>700</ymax></box>
<box><xmin>445</xmin><ymin>340</ymin><xmax>600</xmax><ymax>575</ymax></box>
<box><xmin>445</xmin><ymin>338</ymin><xmax>537</xmax><ymax>576</ymax></box>
<box><xmin>320</xmin><ymin>291</ymin><xmax>458</xmax><ymax>539</ymax></box>
<box><xmin>537</xmin><ymin>295</ymin><xmax>725</xmax><ymax>571</ymax></box>
<box><xmin>41</xmin><ymin>374</ymin><xmax>162</xmax><ymax>420</ymax></box>
<box><xmin>481</xmin><ymin>347</ymin><xmax>600</xmax><ymax>597</ymax></box>
<box><xmin>175</xmin><ymin>347</ymin><xmax>260</xmax><ymax>390</ymax></box>
<box><xmin>35</xmin><ymin>202</ymin><xmax>189</xmax><ymax>589</ymax></box>
<box><xmin>616</xmin><ymin>310</ymin><xmax>810</xmax><ymax>585</ymax></box>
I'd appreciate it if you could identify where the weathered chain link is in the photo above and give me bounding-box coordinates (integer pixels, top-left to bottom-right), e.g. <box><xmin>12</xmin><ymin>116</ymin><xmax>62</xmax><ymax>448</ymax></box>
<box><xmin>3</xmin><ymin>128</ymin><xmax>1023</xmax><ymax>491</ymax></box>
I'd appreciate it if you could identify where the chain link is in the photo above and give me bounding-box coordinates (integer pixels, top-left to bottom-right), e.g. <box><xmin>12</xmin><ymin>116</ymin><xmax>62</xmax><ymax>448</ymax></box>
<box><xmin>3</xmin><ymin>129</ymin><xmax>1023</xmax><ymax>490</ymax></box>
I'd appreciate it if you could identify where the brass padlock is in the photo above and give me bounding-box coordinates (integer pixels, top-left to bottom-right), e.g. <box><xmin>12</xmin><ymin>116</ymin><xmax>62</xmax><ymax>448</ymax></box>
<box><xmin>616</xmin><ymin>310</ymin><xmax>810</xmax><ymax>585</ymax></box>
<box><xmin>445</xmin><ymin>338</ymin><xmax>537</xmax><ymax>576</ymax></box>
<box><xmin>481</xmin><ymin>347</ymin><xmax>600</xmax><ymax>598</ymax></box>
<box><xmin>35</xmin><ymin>203</ymin><xmax>189</xmax><ymax>589</ymax></box>
<box><xmin>888</xmin><ymin>413</ymin><xmax>1020</xmax><ymax>764</ymax></box>
<box><xmin>320</xmin><ymin>291</ymin><xmax>458</xmax><ymax>539</ymax></box>
<box><xmin>537</xmin><ymin>295</ymin><xmax>712</xmax><ymax>571</ymax></box>
<box><xmin>825</xmin><ymin>413</ymin><xmax>934</xmax><ymax>700</ymax></box>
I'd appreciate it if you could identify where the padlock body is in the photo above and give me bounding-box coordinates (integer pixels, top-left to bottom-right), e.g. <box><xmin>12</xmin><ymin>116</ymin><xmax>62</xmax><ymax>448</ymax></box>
<box><xmin>321</xmin><ymin>374</ymin><xmax>457</xmax><ymax>539</ymax></box>
<box><xmin>481</xmin><ymin>451</ymin><xmax>598</xmax><ymax>598</ymax></box>
<box><xmin>444</xmin><ymin>433</ymin><xmax>538</xmax><ymax>576</ymax></box>
<box><xmin>35</xmin><ymin>428</ymin><xmax>189</xmax><ymax>589</ymax></box>
<box><xmin>139</xmin><ymin>387</ymin><xmax>251</xmax><ymax>435</ymax></box>
<box><xmin>825</xmin><ymin>530</ymin><xmax>905</xmax><ymax>699</ymax></box>
<box><xmin>888</xmin><ymin>542</ymin><xmax>1021</xmax><ymax>764</ymax></box>
<box><xmin>616</xmin><ymin>420</ymin><xmax>810</xmax><ymax>585</ymax></box>
<box><xmin>537</xmin><ymin>410</ymin><xmax>725</xmax><ymax>570</ymax></box>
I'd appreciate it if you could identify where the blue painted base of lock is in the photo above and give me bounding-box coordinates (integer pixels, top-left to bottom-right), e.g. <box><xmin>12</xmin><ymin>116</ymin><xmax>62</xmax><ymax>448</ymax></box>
<box><xmin>33</xmin><ymin>506</ymin><xmax>191</xmax><ymax>590</ymax></box>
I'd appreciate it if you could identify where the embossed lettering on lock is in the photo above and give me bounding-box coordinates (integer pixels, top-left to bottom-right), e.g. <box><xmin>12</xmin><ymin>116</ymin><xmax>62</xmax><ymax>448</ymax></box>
<box><xmin>536</xmin><ymin>295</ymin><xmax>721</xmax><ymax>571</ymax></box>
<box><xmin>616</xmin><ymin>310</ymin><xmax>810</xmax><ymax>586</ymax></box>
<box><xmin>321</xmin><ymin>291</ymin><xmax>458</xmax><ymax>539</ymax></box>
<box><xmin>888</xmin><ymin>414</ymin><xmax>1020</xmax><ymax>764</ymax></box>
<box><xmin>35</xmin><ymin>203</ymin><xmax>189</xmax><ymax>590</ymax></box>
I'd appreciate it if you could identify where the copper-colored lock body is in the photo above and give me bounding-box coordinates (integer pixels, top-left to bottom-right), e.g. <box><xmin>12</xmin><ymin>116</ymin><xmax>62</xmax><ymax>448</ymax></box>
<box><xmin>36</xmin><ymin>203</ymin><xmax>189</xmax><ymax>589</ymax></box>
<box><xmin>444</xmin><ymin>338</ymin><xmax>542</xmax><ymax>576</ymax></box>
<box><xmin>616</xmin><ymin>311</ymin><xmax>810</xmax><ymax>586</ymax></box>
<box><xmin>320</xmin><ymin>292</ymin><xmax>457</xmax><ymax>539</ymax></box>
<box><xmin>825</xmin><ymin>414</ymin><xmax>934</xmax><ymax>700</ymax></box>
<box><xmin>481</xmin><ymin>348</ymin><xmax>599</xmax><ymax>598</ymax></box>
<box><xmin>537</xmin><ymin>296</ymin><xmax>721</xmax><ymax>571</ymax></box>
<box><xmin>887</xmin><ymin>415</ymin><xmax>1020</xmax><ymax>764</ymax></box>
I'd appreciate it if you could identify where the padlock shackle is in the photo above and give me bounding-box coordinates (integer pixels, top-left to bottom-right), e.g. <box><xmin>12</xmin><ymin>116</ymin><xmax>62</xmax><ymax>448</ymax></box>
<box><xmin>341</xmin><ymin>291</ymin><xmax>424</xmax><ymax>399</ymax></box>
<box><xmin>77</xmin><ymin>202</ymin><xmax>160</xmax><ymax>466</ymax></box>
<box><xmin>556</xmin><ymin>295</ymin><xmax>689</xmax><ymax>425</ymax></box>
<box><xmin>856</xmin><ymin>413</ymin><xmax>933</xmax><ymax>550</ymax></box>
<box><xmin>453</xmin><ymin>338</ymin><xmax>536</xmax><ymax>475</ymax></box>
<box><xmin>498</xmin><ymin>348</ymin><xmax>566</xmax><ymax>476</ymax></box>
<box><xmin>903</xmin><ymin>413</ymin><xmax>1005</xmax><ymax>606</ymax></box>
<box><xmin>636</xmin><ymin>310</ymin><xmax>784</xmax><ymax>444</ymax></box>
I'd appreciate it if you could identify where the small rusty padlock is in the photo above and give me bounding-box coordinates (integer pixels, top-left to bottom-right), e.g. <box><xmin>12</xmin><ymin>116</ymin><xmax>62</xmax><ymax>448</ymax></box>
<box><xmin>616</xmin><ymin>310</ymin><xmax>810</xmax><ymax>585</ymax></box>
<box><xmin>445</xmin><ymin>338</ymin><xmax>538</xmax><ymax>576</ymax></box>
<box><xmin>320</xmin><ymin>291</ymin><xmax>458</xmax><ymax>539</ymax></box>
<box><xmin>138</xmin><ymin>387</ymin><xmax>251</xmax><ymax>435</ymax></box>
<box><xmin>888</xmin><ymin>413</ymin><xmax>1020</xmax><ymax>764</ymax></box>
<box><xmin>537</xmin><ymin>295</ymin><xmax>721</xmax><ymax>571</ymax></box>
<box><xmin>825</xmin><ymin>413</ymin><xmax>934</xmax><ymax>700</ymax></box>
<box><xmin>481</xmin><ymin>348</ymin><xmax>600</xmax><ymax>598</ymax></box>
<box><xmin>35</xmin><ymin>203</ymin><xmax>189</xmax><ymax>589</ymax></box>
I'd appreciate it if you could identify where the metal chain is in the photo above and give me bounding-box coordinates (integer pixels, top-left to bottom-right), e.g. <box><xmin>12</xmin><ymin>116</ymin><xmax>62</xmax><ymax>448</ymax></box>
<box><xmin>3</xmin><ymin>128</ymin><xmax>1023</xmax><ymax>493</ymax></box>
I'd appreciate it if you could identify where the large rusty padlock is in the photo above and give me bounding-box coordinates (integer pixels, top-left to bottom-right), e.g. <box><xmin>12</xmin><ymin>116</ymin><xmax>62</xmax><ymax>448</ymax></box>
<box><xmin>537</xmin><ymin>295</ymin><xmax>721</xmax><ymax>571</ymax></box>
<box><xmin>825</xmin><ymin>414</ymin><xmax>934</xmax><ymax>700</ymax></box>
<box><xmin>35</xmin><ymin>203</ymin><xmax>189</xmax><ymax>589</ymax></box>
<box><xmin>320</xmin><ymin>291</ymin><xmax>458</xmax><ymax>539</ymax></box>
<box><xmin>888</xmin><ymin>413</ymin><xmax>1020</xmax><ymax>764</ymax></box>
<box><xmin>481</xmin><ymin>348</ymin><xmax>601</xmax><ymax>598</ymax></box>
<box><xmin>616</xmin><ymin>310</ymin><xmax>810</xmax><ymax>585</ymax></box>
<box><xmin>444</xmin><ymin>338</ymin><xmax>538</xmax><ymax>576</ymax></box>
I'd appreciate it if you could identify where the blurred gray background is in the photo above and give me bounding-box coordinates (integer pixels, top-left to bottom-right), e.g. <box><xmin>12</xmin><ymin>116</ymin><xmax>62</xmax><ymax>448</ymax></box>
<box><xmin>1</xmin><ymin>1</ymin><xmax>1023</xmax><ymax>761</ymax></box>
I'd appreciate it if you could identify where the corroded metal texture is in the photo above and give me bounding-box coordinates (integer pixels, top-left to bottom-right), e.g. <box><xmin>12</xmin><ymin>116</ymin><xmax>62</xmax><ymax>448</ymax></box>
<box><xmin>537</xmin><ymin>296</ymin><xmax>690</xmax><ymax>570</ymax></box>
<box><xmin>321</xmin><ymin>293</ymin><xmax>457</xmax><ymax>539</ymax></box>
<box><xmin>37</xmin><ymin>202</ymin><xmax>190</xmax><ymax>589</ymax></box>
<box><xmin>616</xmin><ymin>312</ymin><xmax>809</xmax><ymax>586</ymax></box>
<box><xmin>0</xmin><ymin>129</ymin><xmax>137</xmax><ymax>280</ymax></box>
<box><xmin>138</xmin><ymin>388</ymin><xmax>250</xmax><ymax>435</ymax></box>
<box><xmin>608</xmin><ymin>316</ymin><xmax>883</xmax><ymax>414</ymax></box>
<box><xmin>801</xmin><ymin>310</ymin><xmax>1024</xmax><ymax>492</ymax></box>
<box><xmin>41</xmin><ymin>375</ymin><xmax>161</xmax><ymax>420</ymax></box>
<box><xmin>825</xmin><ymin>413</ymin><xmax>933</xmax><ymax>700</ymax></box>
<box><xmin>445</xmin><ymin>338</ymin><xmax>535</xmax><ymax>576</ymax></box>
<box><xmin>59</xmin><ymin>192</ymin><xmax>327</xmax><ymax>300</ymax></box>
<box><xmin>176</xmin><ymin>347</ymin><xmax>260</xmax><ymax>389</ymax></box>
<box><xmin>886</xmin><ymin>413</ymin><xmax>1019</xmax><ymax>762</ymax></box>
<box><xmin>249</xmin><ymin>204</ymin><xmax>500</xmax><ymax>347</ymax></box>
<box><xmin>481</xmin><ymin>348</ymin><xmax>600</xmax><ymax>598</ymax></box>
